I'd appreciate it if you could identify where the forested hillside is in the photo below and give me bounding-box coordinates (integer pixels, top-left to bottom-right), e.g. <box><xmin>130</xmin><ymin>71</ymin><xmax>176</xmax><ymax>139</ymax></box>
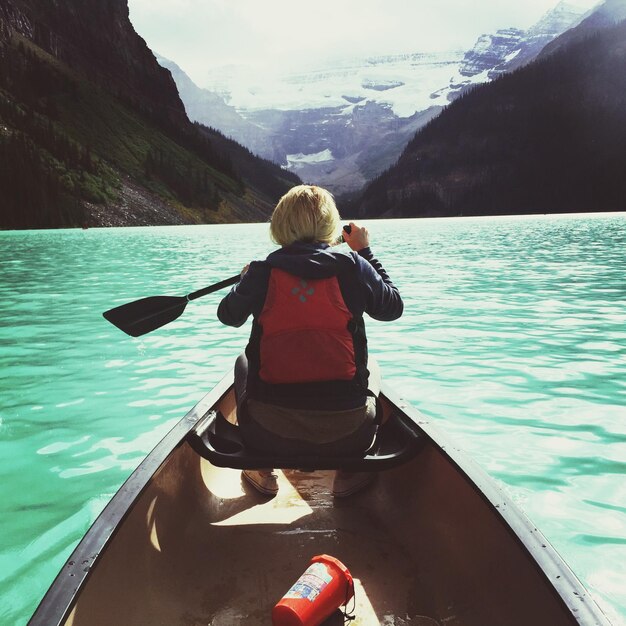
<box><xmin>0</xmin><ymin>0</ymin><xmax>298</xmax><ymax>229</ymax></box>
<box><xmin>355</xmin><ymin>18</ymin><xmax>626</xmax><ymax>218</ymax></box>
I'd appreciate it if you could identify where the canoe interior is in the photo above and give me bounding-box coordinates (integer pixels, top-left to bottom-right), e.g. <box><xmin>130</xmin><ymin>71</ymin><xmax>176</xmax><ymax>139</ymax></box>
<box><xmin>59</xmin><ymin>388</ymin><xmax>585</xmax><ymax>626</ymax></box>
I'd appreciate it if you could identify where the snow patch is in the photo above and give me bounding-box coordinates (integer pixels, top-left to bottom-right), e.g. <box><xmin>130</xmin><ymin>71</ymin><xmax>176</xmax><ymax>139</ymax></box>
<box><xmin>362</xmin><ymin>79</ymin><xmax>405</xmax><ymax>91</ymax></box>
<box><xmin>436</xmin><ymin>67</ymin><xmax>492</xmax><ymax>101</ymax></box>
<box><xmin>286</xmin><ymin>149</ymin><xmax>334</xmax><ymax>168</ymax></box>
<box><xmin>504</xmin><ymin>49</ymin><xmax>522</xmax><ymax>64</ymax></box>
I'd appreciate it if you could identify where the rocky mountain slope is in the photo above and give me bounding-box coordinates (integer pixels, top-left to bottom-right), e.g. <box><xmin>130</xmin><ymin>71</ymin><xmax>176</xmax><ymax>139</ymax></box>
<box><xmin>0</xmin><ymin>0</ymin><xmax>298</xmax><ymax>229</ymax></box>
<box><xmin>353</xmin><ymin>2</ymin><xmax>626</xmax><ymax>218</ymax></box>
<box><xmin>539</xmin><ymin>0</ymin><xmax>626</xmax><ymax>56</ymax></box>
<box><xmin>436</xmin><ymin>1</ymin><xmax>590</xmax><ymax>100</ymax></box>
<box><xmin>164</xmin><ymin>1</ymin><xmax>588</xmax><ymax>198</ymax></box>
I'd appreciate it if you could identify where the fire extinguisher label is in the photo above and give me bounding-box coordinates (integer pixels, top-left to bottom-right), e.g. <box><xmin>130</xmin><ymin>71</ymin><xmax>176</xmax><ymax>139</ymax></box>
<box><xmin>284</xmin><ymin>563</ymin><xmax>332</xmax><ymax>602</ymax></box>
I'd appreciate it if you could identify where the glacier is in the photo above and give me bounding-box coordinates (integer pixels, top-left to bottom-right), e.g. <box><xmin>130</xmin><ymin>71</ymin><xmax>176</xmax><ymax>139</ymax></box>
<box><xmin>204</xmin><ymin>51</ymin><xmax>465</xmax><ymax>119</ymax></box>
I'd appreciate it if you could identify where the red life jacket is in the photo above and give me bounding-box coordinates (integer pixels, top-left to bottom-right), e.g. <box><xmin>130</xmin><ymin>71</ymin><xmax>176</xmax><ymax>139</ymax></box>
<box><xmin>258</xmin><ymin>268</ymin><xmax>356</xmax><ymax>384</ymax></box>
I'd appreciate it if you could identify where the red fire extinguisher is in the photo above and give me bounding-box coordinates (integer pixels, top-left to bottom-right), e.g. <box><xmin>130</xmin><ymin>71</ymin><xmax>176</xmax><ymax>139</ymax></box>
<box><xmin>272</xmin><ymin>554</ymin><xmax>355</xmax><ymax>626</ymax></box>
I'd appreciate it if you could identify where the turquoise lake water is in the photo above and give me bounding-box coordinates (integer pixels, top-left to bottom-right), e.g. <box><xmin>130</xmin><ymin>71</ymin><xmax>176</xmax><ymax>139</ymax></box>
<box><xmin>1</xmin><ymin>214</ymin><xmax>625</xmax><ymax>625</ymax></box>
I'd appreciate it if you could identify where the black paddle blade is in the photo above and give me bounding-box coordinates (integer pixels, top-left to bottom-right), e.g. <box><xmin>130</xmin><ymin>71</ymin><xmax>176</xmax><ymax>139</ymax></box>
<box><xmin>103</xmin><ymin>295</ymin><xmax>188</xmax><ymax>337</ymax></box>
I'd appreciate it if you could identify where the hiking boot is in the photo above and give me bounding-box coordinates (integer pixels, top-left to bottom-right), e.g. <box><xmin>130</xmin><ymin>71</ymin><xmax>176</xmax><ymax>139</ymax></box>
<box><xmin>242</xmin><ymin>469</ymin><xmax>279</xmax><ymax>495</ymax></box>
<box><xmin>332</xmin><ymin>471</ymin><xmax>376</xmax><ymax>498</ymax></box>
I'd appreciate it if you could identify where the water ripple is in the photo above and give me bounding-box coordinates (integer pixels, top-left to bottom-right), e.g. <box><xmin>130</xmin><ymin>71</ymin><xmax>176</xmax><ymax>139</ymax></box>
<box><xmin>1</xmin><ymin>216</ymin><xmax>625</xmax><ymax>625</ymax></box>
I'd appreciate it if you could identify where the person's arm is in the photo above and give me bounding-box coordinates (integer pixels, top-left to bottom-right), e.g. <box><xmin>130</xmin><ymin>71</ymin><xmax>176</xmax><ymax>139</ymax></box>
<box><xmin>217</xmin><ymin>261</ymin><xmax>267</xmax><ymax>327</ymax></box>
<box><xmin>356</xmin><ymin>250</ymin><xmax>403</xmax><ymax>321</ymax></box>
<box><xmin>343</xmin><ymin>222</ymin><xmax>403</xmax><ymax>321</ymax></box>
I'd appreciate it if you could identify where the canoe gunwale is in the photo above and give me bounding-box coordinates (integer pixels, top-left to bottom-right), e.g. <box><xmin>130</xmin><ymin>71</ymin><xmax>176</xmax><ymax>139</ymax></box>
<box><xmin>381</xmin><ymin>384</ymin><xmax>612</xmax><ymax>626</ymax></box>
<box><xmin>27</xmin><ymin>372</ymin><xmax>234</xmax><ymax>626</ymax></box>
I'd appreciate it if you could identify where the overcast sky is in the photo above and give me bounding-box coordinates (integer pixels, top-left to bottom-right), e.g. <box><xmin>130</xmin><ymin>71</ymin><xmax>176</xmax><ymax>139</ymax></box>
<box><xmin>128</xmin><ymin>0</ymin><xmax>598</xmax><ymax>86</ymax></box>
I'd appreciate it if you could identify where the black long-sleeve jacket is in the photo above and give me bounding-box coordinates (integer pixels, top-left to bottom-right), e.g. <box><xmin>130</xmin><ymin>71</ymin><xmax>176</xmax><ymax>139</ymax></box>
<box><xmin>218</xmin><ymin>242</ymin><xmax>403</xmax><ymax>408</ymax></box>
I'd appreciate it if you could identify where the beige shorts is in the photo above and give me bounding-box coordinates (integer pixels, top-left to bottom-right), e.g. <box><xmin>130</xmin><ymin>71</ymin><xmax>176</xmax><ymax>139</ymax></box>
<box><xmin>246</xmin><ymin>395</ymin><xmax>377</xmax><ymax>444</ymax></box>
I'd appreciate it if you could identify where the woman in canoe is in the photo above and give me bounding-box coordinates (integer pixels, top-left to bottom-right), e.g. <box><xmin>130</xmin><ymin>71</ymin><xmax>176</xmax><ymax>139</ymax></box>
<box><xmin>217</xmin><ymin>185</ymin><xmax>403</xmax><ymax>496</ymax></box>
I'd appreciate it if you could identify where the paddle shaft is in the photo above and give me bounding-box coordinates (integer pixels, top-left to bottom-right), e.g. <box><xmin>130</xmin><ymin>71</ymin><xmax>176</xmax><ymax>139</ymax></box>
<box><xmin>186</xmin><ymin>274</ymin><xmax>240</xmax><ymax>301</ymax></box>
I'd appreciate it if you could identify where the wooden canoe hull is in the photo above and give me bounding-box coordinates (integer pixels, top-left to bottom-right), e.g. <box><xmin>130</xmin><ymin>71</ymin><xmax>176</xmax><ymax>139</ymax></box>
<box><xmin>29</xmin><ymin>373</ymin><xmax>611</xmax><ymax>626</ymax></box>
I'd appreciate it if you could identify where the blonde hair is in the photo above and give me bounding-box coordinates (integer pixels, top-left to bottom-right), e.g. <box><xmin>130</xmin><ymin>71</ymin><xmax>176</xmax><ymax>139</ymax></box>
<box><xmin>270</xmin><ymin>185</ymin><xmax>340</xmax><ymax>246</ymax></box>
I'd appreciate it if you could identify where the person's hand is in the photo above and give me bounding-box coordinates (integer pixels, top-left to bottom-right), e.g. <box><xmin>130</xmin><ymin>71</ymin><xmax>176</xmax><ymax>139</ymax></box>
<box><xmin>343</xmin><ymin>222</ymin><xmax>370</xmax><ymax>252</ymax></box>
<box><xmin>241</xmin><ymin>263</ymin><xmax>250</xmax><ymax>278</ymax></box>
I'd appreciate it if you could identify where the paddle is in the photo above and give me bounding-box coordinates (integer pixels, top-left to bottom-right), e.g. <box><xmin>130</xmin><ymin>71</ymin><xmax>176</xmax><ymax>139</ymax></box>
<box><xmin>103</xmin><ymin>274</ymin><xmax>240</xmax><ymax>337</ymax></box>
<box><xmin>104</xmin><ymin>225</ymin><xmax>353</xmax><ymax>337</ymax></box>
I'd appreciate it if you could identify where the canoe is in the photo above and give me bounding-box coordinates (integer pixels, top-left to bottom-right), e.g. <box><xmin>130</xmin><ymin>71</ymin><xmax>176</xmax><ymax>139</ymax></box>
<box><xmin>29</xmin><ymin>372</ymin><xmax>611</xmax><ymax>626</ymax></box>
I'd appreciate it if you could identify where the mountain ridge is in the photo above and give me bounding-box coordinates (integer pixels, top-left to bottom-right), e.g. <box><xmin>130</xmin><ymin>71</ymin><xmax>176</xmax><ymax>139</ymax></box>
<box><xmin>538</xmin><ymin>0</ymin><xmax>626</xmax><ymax>56</ymax></box>
<box><xmin>353</xmin><ymin>7</ymin><xmax>626</xmax><ymax>218</ymax></box>
<box><xmin>0</xmin><ymin>0</ymin><xmax>298</xmax><ymax>229</ymax></box>
<box><xmin>165</xmin><ymin>1</ymin><xmax>589</xmax><ymax>197</ymax></box>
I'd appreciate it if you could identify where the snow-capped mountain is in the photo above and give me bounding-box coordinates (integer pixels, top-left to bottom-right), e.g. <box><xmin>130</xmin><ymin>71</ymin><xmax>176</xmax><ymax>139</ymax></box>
<box><xmin>204</xmin><ymin>51</ymin><xmax>464</xmax><ymax>119</ymax></box>
<box><xmin>437</xmin><ymin>1</ymin><xmax>591</xmax><ymax>100</ymax></box>
<box><xmin>163</xmin><ymin>1</ymin><xmax>591</xmax><ymax>196</ymax></box>
<box><xmin>355</xmin><ymin>0</ymin><xmax>626</xmax><ymax>219</ymax></box>
<box><xmin>539</xmin><ymin>0</ymin><xmax>626</xmax><ymax>57</ymax></box>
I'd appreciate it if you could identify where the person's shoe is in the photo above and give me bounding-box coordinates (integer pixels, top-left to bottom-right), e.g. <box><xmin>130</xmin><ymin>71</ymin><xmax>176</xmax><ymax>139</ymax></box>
<box><xmin>242</xmin><ymin>469</ymin><xmax>279</xmax><ymax>495</ymax></box>
<box><xmin>332</xmin><ymin>471</ymin><xmax>376</xmax><ymax>498</ymax></box>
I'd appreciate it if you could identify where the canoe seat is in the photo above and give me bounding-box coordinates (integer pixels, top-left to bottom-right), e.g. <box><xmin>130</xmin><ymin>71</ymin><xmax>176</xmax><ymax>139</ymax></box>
<box><xmin>187</xmin><ymin>409</ymin><xmax>424</xmax><ymax>471</ymax></box>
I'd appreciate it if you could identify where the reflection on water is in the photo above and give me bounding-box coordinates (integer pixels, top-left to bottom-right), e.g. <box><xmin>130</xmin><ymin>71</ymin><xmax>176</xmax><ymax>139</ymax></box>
<box><xmin>0</xmin><ymin>215</ymin><xmax>625</xmax><ymax>625</ymax></box>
